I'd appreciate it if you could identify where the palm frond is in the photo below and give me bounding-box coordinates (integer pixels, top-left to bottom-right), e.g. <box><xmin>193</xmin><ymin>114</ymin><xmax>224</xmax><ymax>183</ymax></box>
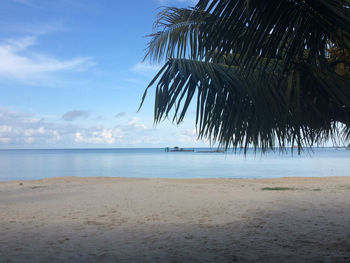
<box><xmin>140</xmin><ymin>58</ymin><xmax>350</xmax><ymax>151</ymax></box>
<box><xmin>145</xmin><ymin>7</ymin><xmax>209</xmax><ymax>62</ymax></box>
<box><xmin>140</xmin><ymin>1</ymin><xmax>350</xmax><ymax>151</ymax></box>
<box><xmin>195</xmin><ymin>0</ymin><xmax>350</xmax><ymax>76</ymax></box>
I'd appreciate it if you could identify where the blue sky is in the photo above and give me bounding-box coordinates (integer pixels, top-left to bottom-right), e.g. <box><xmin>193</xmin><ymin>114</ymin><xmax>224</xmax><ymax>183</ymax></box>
<box><xmin>0</xmin><ymin>0</ymin><xmax>210</xmax><ymax>148</ymax></box>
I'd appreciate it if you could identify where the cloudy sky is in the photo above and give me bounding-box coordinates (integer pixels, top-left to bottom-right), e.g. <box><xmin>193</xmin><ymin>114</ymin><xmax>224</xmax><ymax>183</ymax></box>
<box><xmin>0</xmin><ymin>0</ymin><xmax>209</xmax><ymax>148</ymax></box>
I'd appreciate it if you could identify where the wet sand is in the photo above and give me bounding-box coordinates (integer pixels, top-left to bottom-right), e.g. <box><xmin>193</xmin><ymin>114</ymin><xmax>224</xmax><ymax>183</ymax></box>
<box><xmin>1</xmin><ymin>176</ymin><xmax>350</xmax><ymax>262</ymax></box>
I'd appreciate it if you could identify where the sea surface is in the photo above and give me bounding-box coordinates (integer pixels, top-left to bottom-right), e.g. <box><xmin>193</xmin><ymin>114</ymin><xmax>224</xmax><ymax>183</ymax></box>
<box><xmin>0</xmin><ymin>148</ymin><xmax>349</xmax><ymax>181</ymax></box>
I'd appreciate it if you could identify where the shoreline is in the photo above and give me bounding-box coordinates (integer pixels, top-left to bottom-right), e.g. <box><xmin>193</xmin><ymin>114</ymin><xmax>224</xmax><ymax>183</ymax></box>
<box><xmin>1</xmin><ymin>175</ymin><xmax>350</xmax><ymax>184</ymax></box>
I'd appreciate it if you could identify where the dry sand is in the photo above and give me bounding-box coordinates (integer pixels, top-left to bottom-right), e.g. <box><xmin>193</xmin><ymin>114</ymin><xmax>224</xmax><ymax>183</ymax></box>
<box><xmin>1</xmin><ymin>176</ymin><xmax>350</xmax><ymax>262</ymax></box>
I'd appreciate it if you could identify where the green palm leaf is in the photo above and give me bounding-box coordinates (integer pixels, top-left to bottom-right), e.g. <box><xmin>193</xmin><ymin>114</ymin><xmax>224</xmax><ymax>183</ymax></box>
<box><xmin>140</xmin><ymin>1</ymin><xmax>350</xmax><ymax>151</ymax></box>
<box><xmin>141</xmin><ymin>57</ymin><xmax>349</xmax><ymax>151</ymax></box>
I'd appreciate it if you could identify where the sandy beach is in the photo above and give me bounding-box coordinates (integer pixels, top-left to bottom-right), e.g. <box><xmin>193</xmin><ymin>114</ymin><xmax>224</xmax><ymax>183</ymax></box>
<box><xmin>1</xmin><ymin>176</ymin><xmax>350</xmax><ymax>262</ymax></box>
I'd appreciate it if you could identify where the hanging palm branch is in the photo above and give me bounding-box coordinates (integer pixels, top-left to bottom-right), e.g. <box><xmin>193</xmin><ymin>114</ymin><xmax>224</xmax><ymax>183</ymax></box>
<box><xmin>194</xmin><ymin>0</ymin><xmax>350</xmax><ymax>75</ymax></box>
<box><xmin>140</xmin><ymin>1</ymin><xmax>350</xmax><ymax>151</ymax></box>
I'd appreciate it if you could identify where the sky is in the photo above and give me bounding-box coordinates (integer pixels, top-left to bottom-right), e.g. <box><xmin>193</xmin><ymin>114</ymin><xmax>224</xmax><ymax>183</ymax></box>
<box><xmin>0</xmin><ymin>0</ymin><xmax>211</xmax><ymax>149</ymax></box>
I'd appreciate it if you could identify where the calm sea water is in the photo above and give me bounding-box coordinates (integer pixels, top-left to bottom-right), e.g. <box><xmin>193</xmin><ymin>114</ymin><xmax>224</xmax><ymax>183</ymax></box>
<box><xmin>0</xmin><ymin>148</ymin><xmax>349</xmax><ymax>181</ymax></box>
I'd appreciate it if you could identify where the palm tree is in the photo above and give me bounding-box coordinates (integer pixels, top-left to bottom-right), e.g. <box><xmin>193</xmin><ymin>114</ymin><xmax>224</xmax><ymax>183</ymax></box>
<box><xmin>140</xmin><ymin>0</ymin><xmax>350</xmax><ymax>152</ymax></box>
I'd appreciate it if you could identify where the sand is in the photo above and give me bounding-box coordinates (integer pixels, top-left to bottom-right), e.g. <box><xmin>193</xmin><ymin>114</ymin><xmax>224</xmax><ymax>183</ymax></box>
<box><xmin>1</xmin><ymin>176</ymin><xmax>350</xmax><ymax>262</ymax></box>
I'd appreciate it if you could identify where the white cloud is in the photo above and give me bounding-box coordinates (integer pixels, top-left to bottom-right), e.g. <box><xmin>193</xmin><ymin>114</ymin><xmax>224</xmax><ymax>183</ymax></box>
<box><xmin>131</xmin><ymin>62</ymin><xmax>162</xmax><ymax>75</ymax></box>
<box><xmin>0</xmin><ymin>137</ymin><xmax>11</xmax><ymax>143</ymax></box>
<box><xmin>0</xmin><ymin>36</ymin><xmax>94</xmax><ymax>84</ymax></box>
<box><xmin>24</xmin><ymin>126</ymin><xmax>46</xmax><ymax>136</ymax></box>
<box><xmin>126</xmin><ymin>117</ymin><xmax>147</xmax><ymax>130</ymax></box>
<box><xmin>74</xmin><ymin>117</ymin><xmax>151</xmax><ymax>145</ymax></box>
<box><xmin>0</xmin><ymin>107</ymin><xmax>63</xmax><ymax>146</ymax></box>
<box><xmin>0</xmin><ymin>106</ymin><xmax>207</xmax><ymax>148</ymax></box>
<box><xmin>24</xmin><ymin>137</ymin><xmax>35</xmax><ymax>144</ymax></box>
<box><xmin>181</xmin><ymin>128</ymin><xmax>197</xmax><ymax>137</ymax></box>
<box><xmin>74</xmin><ymin>128</ymin><xmax>122</xmax><ymax>145</ymax></box>
<box><xmin>0</xmin><ymin>125</ymin><xmax>12</xmax><ymax>133</ymax></box>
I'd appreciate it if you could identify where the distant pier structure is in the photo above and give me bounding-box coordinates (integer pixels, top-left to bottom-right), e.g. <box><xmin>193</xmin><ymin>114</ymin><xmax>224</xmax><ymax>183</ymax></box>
<box><xmin>165</xmin><ymin>146</ymin><xmax>194</xmax><ymax>152</ymax></box>
<box><xmin>165</xmin><ymin>146</ymin><xmax>225</xmax><ymax>153</ymax></box>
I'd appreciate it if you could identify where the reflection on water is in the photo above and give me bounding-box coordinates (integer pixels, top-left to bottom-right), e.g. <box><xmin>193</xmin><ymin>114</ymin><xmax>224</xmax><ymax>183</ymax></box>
<box><xmin>0</xmin><ymin>148</ymin><xmax>349</xmax><ymax>181</ymax></box>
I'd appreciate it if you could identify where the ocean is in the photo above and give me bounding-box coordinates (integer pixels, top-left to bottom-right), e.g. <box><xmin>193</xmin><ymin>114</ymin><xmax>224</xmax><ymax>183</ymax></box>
<box><xmin>0</xmin><ymin>148</ymin><xmax>348</xmax><ymax>181</ymax></box>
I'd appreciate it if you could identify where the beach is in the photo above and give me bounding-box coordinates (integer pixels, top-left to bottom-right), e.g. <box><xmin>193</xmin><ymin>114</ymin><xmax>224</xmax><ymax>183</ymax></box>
<box><xmin>1</xmin><ymin>176</ymin><xmax>350</xmax><ymax>262</ymax></box>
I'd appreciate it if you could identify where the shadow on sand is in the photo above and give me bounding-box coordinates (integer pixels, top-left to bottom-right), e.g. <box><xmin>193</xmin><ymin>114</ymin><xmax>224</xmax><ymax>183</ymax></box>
<box><xmin>1</xmin><ymin>206</ymin><xmax>350</xmax><ymax>263</ymax></box>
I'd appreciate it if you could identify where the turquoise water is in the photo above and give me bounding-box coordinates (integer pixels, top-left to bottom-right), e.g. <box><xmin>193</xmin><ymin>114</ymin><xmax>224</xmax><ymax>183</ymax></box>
<box><xmin>0</xmin><ymin>148</ymin><xmax>349</xmax><ymax>181</ymax></box>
